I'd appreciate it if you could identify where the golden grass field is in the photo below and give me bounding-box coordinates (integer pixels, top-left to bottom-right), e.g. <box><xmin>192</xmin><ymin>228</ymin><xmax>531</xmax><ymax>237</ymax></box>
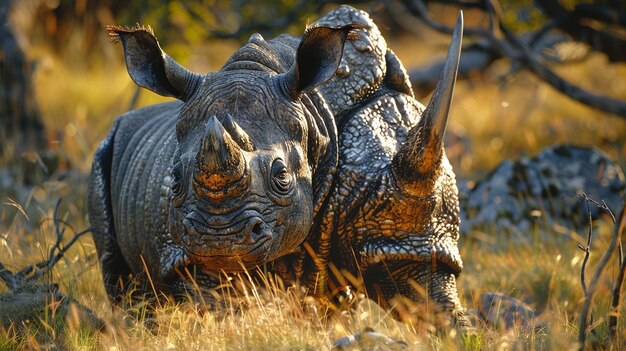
<box><xmin>1</xmin><ymin>15</ymin><xmax>626</xmax><ymax>350</ymax></box>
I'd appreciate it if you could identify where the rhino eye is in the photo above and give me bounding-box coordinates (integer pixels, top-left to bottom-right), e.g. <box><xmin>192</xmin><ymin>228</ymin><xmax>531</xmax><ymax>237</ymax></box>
<box><xmin>171</xmin><ymin>162</ymin><xmax>185</xmax><ymax>206</ymax></box>
<box><xmin>271</xmin><ymin>159</ymin><xmax>291</xmax><ymax>194</ymax></box>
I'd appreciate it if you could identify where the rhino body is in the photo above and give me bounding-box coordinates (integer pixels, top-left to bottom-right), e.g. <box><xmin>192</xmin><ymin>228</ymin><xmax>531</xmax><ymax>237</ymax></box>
<box><xmin>89</xmin><ymin>6</ymin><xmax>466</xmax><ymax>325</ymax></box>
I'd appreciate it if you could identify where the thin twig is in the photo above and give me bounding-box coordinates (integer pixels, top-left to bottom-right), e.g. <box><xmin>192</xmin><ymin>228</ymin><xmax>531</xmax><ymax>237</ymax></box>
<box><xmin>578</xmin><ymin>197</ymin><xmax>621</xmax><ymax>350</ymax></box>
<box><xmin>579</xmin><ymin>193</ymin><xmax>594</xmax><ymax>294</ymax></box>
<box><xmin>27</xmin><ymin>227</ymin><xmax>92</xmax><ymax>283</ymax></box>
<box><xmin>49</xmin><ymin>199</ymin><xmax>66</xmax><ymax>263</ymax></box>
<box><xmin>15</xmin><ymin>217</ymin><xmax>83</xmax><ymax>280</ymax></box>
<box><xmin>609</xmin><ymin>206</ymin><xmax>626</xmax><ymax>342</ymax></box>
<box><xmin>0</xmin><ymin>199</ymin><xmax>93</xmax><ymax>286</ymax></box>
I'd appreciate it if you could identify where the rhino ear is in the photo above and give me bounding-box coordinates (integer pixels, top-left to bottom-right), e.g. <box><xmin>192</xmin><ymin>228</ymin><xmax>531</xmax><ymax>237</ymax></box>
<box><xmin>280</xmin><ymin>24</ymin><xmax>361</xmax><ymax>99</ymax></box>
<box><xmin>106</xmin><ymin>25</ymin><xmax>201</xmax><ymax>101</ymax></box>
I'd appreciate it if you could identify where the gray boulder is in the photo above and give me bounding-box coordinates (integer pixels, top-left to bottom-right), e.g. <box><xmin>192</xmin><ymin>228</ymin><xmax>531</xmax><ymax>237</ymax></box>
<box><xmin>460</xmin><ymin>144</ymin><xmax>625</xmax><ymax>235</ymax></box>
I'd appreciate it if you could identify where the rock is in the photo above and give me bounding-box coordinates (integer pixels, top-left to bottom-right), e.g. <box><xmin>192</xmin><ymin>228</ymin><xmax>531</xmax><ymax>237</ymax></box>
<box><xmin>477</xmin><ymin>292</ymin><xmax>543</xmax><ymax>331</ymax></box>
<box><xmin>332</xmin><ymin>327</ymin><xmax>408</xmax><ymax>350</ymax></box>
<box><xmin>460</xmin><ymin>144</ymin><xmax>625</xmax><ymax>235</ymax></box>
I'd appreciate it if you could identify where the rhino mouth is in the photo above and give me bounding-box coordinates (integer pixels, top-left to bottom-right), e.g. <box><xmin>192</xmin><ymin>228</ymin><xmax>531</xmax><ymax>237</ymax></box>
<box><xmin>180</xmin><ymin>209</ymin><xmax>275</xmax><ymax>267</ymax></box>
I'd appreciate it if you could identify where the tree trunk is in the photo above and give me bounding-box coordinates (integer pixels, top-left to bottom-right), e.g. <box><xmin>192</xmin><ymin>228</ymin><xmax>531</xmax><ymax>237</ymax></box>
<box><xmin>0</xmin><ymin>0</ymin><xmax>46</xmax><ymax>153</ymax></box>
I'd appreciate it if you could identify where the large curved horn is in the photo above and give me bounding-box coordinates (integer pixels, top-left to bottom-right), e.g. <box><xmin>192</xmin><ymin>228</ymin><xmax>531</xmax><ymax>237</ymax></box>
<box><xmin>392</xmin><ymin>11</ymin><xmax>463</xmax><ymax>196</ymax></box>
<box><xmin>196</xmin><ymin>115</ymin><xmax>247</xmax><ymax>190</ymax></box>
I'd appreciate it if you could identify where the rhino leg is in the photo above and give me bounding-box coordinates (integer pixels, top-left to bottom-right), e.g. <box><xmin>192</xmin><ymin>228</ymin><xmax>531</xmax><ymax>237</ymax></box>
<box><xmin>88</xmin><ymin>121</ymin><xmax>134</xmax><ymax>303</ymax></box>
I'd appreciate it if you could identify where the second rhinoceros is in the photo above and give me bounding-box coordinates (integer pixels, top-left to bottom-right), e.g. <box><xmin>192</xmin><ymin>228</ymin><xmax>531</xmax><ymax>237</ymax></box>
<box><xmin>89</xmin><ymin>6</ymin><xmax>467</xmax><ymax>326</ymax></box>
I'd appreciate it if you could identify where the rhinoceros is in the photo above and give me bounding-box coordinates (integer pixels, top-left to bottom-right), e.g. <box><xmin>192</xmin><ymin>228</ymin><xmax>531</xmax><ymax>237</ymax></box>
<box><xmin>89</xmin><ymin>6</ymin><xmax>467</xmax><ymax>326</ymax></box>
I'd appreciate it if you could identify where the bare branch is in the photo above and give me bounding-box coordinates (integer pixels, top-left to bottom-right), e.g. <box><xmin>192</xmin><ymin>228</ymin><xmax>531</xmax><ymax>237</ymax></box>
<box><xmin>610</xmin><ymin>206</ymin><xmax>626</xmax><ymax>341</ymax></box>
<box><xmin>578</xmin><ymin>196</ymin><xmax>621</xmax><ymax>350</ymax></box>
<box><xmin>49</xmin><ymin>199</ymin><xmax>66</xmax><ymax>263</ymax></box>
<box><xmin>27</xmin><ymin>226</ymin><xmax>92</xmax><ymax>283</ymax></box>
<box><xmin>536</xmin><ymin>0</ymin><xmax>626</xmax><ymax>62</ymax></box>
<box><xmin>499</xmin><ymin>24</ymin><xmax>626</xmax><ymax>118</ymax></box>
<box><xmin>407</xmin><ymin>0</ymin><xmax>517</xmax><ymax>56</ymax></box>
<box><xmin>579</xmin><ymin>193</ymin><xmax>594</xmax><ymax>295</ymax></box>
<box><xmin>0</xmin><ymin>199</ymin><xmax>93</xmax><ymax>288</ymax></box>
<box><xmin>404</xmin><ymin>0</ymin><xmax>626</xmax><ymax>118</ymax></box>
<box><xmin>410</xmin><ymin>42</ymin><xmax>496</xmax><ymax>95</ymax></box>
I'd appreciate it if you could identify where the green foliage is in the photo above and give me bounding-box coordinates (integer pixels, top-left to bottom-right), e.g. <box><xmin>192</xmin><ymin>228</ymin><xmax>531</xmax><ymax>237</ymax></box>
<box><xmin>499</xmin><ymin>0</ymin><xmax>550</xmax><ymax>33</ymax></box>
<box><xmin>116</xmin><ymin>0</ymin><xmax>319</xmax><ymax>44</ymax></box>
<box><xmin>0</xmin><ymin>330</ymin><xmax>24</xmax><ymax>351</ymax></box>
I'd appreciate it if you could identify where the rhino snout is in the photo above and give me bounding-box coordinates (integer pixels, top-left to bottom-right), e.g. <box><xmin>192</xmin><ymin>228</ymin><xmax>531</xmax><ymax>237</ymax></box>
<box><xmin>181</xmin><ymin>210</ymin><xmax>274</xmax><ymax>258</ymax></box>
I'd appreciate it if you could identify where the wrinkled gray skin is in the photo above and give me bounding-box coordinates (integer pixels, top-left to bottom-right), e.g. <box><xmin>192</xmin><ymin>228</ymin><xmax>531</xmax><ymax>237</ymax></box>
<box><xmin>89</xmin><ymin>6</ymin><xmax>467</xmax><ymax>326</ymax></box>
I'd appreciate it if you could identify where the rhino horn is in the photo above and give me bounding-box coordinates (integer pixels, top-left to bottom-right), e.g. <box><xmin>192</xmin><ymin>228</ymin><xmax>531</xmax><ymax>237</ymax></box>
<box><xmin>221</xmin><ymin>113</ymin><xmax>254</xmax><ymax>152</ymax></box>
<box><xmin>196</xmin><ymin>115</ymin><xmax>247</xmax><ymax>191</ymax></box>
<box><xmin>392</xmin><ymin>11</ymin><xmax>463</xmax><ymax>196</ymax></box>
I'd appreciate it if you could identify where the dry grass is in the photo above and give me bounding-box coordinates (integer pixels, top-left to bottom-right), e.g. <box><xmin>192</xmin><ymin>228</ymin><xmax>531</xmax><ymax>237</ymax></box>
<box><xmin>1</xmin><ymin>193</ymin><xmax>624</xmax><ymax>350</ymax></box>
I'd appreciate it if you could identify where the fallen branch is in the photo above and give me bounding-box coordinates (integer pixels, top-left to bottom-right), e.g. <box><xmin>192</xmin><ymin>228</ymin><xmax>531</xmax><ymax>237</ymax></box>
<box><xmin>0</xmin><ymin>199</ymin><xmax>92</xmax><ymax>289</ymax></box>
<box><xmin>0</xmin><ymin>199</ymin><xmax>103</xmax><ymax>332</ymax></box>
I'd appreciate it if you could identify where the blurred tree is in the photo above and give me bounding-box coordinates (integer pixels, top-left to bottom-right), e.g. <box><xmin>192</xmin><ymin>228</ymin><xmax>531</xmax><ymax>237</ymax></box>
<box><xmin>12</xmin><ymin>0</ymin><xmax>626</xmax><ymax>119</ymax></box>
<box><xmin>107</xmin><ymin>0</ymin><xmax>626</xmax><ymax>118</ymax></box>
<box><xmin>0</xmin><ymin>0</ymin><xmax>45</xmax><ymax>152</ymax></box>
<box><xmin>393</xmin><ymin>0</ymin><xmax>626</xmax><ymax>118</ymax></box>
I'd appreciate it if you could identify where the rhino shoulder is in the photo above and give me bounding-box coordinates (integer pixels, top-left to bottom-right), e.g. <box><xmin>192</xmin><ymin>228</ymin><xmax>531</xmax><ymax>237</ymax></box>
<box><xmin>111</xmin><ymin>101</ymin><xmax>181</xmax><ymax>156</ymax></box>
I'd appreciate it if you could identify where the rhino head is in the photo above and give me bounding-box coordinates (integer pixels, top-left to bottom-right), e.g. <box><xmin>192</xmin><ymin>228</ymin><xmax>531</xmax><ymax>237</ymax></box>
<box><xmin>357</xmin><ymin>14</ymin><xmax>465</xmax><ymax>316</ymax></box>
<box><xmin>108</xmin><ymin>24</ymin><xmax>358</xmax><ymax>271</ymax></box>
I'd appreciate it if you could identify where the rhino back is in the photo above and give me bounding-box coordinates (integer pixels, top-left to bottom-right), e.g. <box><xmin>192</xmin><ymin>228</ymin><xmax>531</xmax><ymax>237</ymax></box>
<box><xmin>110</xmin><ymin>101</ymin><xmax>179</xmax><ymax>275</ymax></box>
<box><xmin>338</xmin><ymin>92</ymin><xmax>422</xmax><ymax>173</ymax></box>
<box><xmin>315</xmin><ymin>5</ymin><xmax>388</xmax><ymax>117</ymax></box>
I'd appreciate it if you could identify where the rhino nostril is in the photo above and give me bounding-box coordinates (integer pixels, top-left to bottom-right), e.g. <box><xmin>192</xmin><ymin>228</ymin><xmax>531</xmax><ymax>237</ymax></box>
<box><xmin>243</xmin><ymin>217</ymin><xmax>271</xmax><ymax>246</ymax></box>
<box><xmin>251</xmin><ymin>222</ymin><xmax>264</xmax><ymax>240</ymax></box>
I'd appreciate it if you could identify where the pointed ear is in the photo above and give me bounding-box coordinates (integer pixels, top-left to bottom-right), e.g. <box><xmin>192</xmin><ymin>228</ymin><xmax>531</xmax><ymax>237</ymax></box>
<box><xmin>280</xmin><ymin>24</ymin><xmax>362</xmax><ymax>99</ymax></box>
<box><xmin>106</xmin><ymin>25</ymin><xmax>201</xmax><ymax>101</ymax></box>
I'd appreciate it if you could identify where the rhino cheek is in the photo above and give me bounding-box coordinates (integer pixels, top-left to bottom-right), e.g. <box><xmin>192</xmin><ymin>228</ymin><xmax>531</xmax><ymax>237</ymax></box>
<box><xmin>268</xmin><ymin>183</ymin><xmax>314</xmax><ymax>259</ymax></box>
<box><xmin>271</xmin><ymin>215</ymin><xmax>309</xmax><ymax>259</ymax></box>
<box><xmin>167</xmin><ymin>203</ymin><xmax>188</xmax><ymax>247</ymax></box>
